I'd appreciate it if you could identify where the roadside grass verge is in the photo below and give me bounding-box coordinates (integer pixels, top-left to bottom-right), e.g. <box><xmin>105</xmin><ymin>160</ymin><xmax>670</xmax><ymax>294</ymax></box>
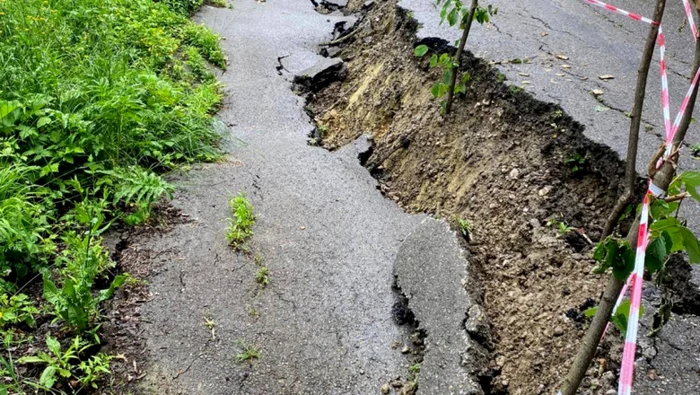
<box><xmin>0</xmin><ymin>0</ymin><xmax>225</xmax><ymax>391</ymax></box>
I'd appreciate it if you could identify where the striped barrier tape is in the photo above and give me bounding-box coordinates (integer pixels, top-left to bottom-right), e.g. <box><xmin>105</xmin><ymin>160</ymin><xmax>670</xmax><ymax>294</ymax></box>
<box><xmin>582</xmin><ymin>0</ymin><xmax>659</xmax><ymax>25</ymax></box>
<box><xmin>683</xmin><ymin>0</ymin><xmax>699</xmax><ymax>38</ymax></box>
<box><xmin>556</xmin><ymin>2</ymin><xmax>699</xmax><ymax>395</ymax></box>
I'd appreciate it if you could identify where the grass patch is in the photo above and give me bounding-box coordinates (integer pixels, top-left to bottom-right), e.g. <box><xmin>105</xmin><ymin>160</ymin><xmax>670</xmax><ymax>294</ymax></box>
<box><xmin>255</xmin><ymin>267</ymin><xmax>269</xmax><ymax>287</ymax></box>
<box><xmin>0</xmin><ymin>0</ymin><xmax>225</xmax><ymax>391</ymax></box>
<box><xmin>235</xmin><ymin>340</ymin><xmax>261</xmax><ymax>364</ymax></box>
<box><xmin>226</xmin><ymin>193</ymin><xmax>255</xmax><ymax>249</ymax></box>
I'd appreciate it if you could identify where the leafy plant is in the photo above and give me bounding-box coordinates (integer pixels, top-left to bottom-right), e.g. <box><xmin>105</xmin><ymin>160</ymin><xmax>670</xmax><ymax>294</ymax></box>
<box><xmin>408</xmin><ymin>363</ymin><xmax>420</xmax><ymax>380</ymax></box>
<box><xmin>0</xmin><ymin>293</ymin><xmax>39</xmax><ymax>328</ymax></box>
<box><xmin>255</xmin><ymin>267</ymin><xmax>269</xmax><ymax>287</ymax></box>
<box><xmin>564</xmin><ymin>152</ymin><xmax>588</xmax><ymax>175</ymax></box>
<box><xmin>456</xmin><ymin>218</ymin><xmax>472</xmax><ymax>239</ymax></box>
<box><xmin>234</xmin><ymin>340</ymin><xmax>260</xmax><ymax>364</ymax></box>
<box><xmin>77</xmin><ymin>352</ymin><xmax>112</xmax><ymax>389</ymax></box>
<box><xmin>414</xmin><ymin>0</ymin><xmax>496</xmax><ymax>113</ymax></box>
<box><xmin>0</xmin><ymin>164</ymin><xmax>53</xmax><ymax>283</ymax></box>
<box><xmin>18</xmin><ymin>335</ymin><xmax>89</xmax><ymax>389</ymax></box>
<box><xmin>43</xmin><ymin>200</ymin><xmax>126</xmax><ymax>332</ymax></box>
<box><xmin>226</xmin><ymin>193</ymin><xmax>255</xmax><ymax>249</ymax></box>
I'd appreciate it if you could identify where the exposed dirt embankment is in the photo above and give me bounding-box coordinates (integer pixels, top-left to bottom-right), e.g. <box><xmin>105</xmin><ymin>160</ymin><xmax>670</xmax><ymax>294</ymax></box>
<box><xmin>307</xmin><ymin>2</ymin><xmax>629</xmax><ymax>393</ymax></box>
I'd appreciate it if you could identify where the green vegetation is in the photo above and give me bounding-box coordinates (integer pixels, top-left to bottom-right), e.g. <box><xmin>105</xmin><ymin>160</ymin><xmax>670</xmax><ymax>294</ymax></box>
<box><xmin>564</xmin><ymin>152</ymin><xmax>588</xmax><ymax>175</ymax></box>
<box><xmin>255</xmin><ymin>267</ymin><xmax>269</xmax><ymax>287</ymax></box>
<box><xmin>0</xmin><ymin>0</ymin><xmax>225</xmax><ymax>390</ymax></box>
<box><xmin>456</xmin><ymin>218</ymin><xmax>472</xmax><ymax>239</ymax></box>
<box><xmin>235</xmin><ymin>340</ymin><xmax>261</xmax><ymax>364</ymax></box>
<box><xmin>413</xmin><ymin>0</ymin><xmax>496</xmax><ymax>113</ymax></box>
<box><xmin>18</xmin><ymin>335</ymin><xmax>112</xmax><ymax>390</ymax></box>
<box><xmin>227</xmin><ymin>193</ymin><xmax>256</xmax><ymax>249</ymax></box>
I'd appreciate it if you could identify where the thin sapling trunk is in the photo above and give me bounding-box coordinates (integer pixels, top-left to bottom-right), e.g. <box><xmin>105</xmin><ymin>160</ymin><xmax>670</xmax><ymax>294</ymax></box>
<box><xmin>602</xmin><ymin>0</ymin><xmax>666</xmax><ymax>238</ymax></box>
<box><xmin>561</xmin><ymin>3</ymin><xmax>700</xmax><ymax>393</ymax></box>
<box><xmin>445</xmin><ymin>0</ymin><xmax>478</xmax><ymax>114</ymax></box>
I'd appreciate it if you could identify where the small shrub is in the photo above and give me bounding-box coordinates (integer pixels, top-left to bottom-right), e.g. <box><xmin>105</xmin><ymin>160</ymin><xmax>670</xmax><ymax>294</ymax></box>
<box><xmin>226</xmin><ymin>193</ymin><xmax>255</xmax><ymax>249</ymax></box>
<box><xmin>18</xmin><ymin>335</ymin><xmax>111</xmax><ymax>390</ymax></box>
<box><xmin>0</xmin><ymin>293</ymin><xmax>39</xmax><ymax>328</ymax></box>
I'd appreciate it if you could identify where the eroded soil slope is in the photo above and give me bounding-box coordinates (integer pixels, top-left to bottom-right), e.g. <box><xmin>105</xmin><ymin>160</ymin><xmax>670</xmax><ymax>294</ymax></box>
<box><xmin>308</xmin><ymin>2</ymin><xmax>630</xmax><ymax>393</ymax></box>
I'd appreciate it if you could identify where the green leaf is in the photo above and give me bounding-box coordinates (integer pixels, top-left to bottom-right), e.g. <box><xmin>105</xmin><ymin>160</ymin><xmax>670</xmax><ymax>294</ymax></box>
<box><xmin>39</xmin><ymin>365</ymin><xmax>57</xmax><ymax>388</ymax></box>
<box><xmin>679</xmin><ymin>171</ymin><xmax>700</xmax><ymax>201</ymax></box>
<box><xmin>650</xmin><ymin>199</ymin><xmax>674</xmax><ymax>220</ymax></box>
<box><xmin>46</xmin><ymin>335</ymin><xmax>61</xmax><ymax>356</ymax></box>
<box><xmin>97</xmin><ymin>274</ymin><xmax>127</xmax><ymax>303</ymax></box>
<box><xmin>612</xmin><ymin>243</ymin><xmax>635</xmax><ymax>280</ymax></box>
<box><xmin>439</xmin><ymin>53</ymin><xmax>450</xmax><ymax>66</ymax></box>
<box><xmin>42</xmin><ymin>276</ymin><xmax>61</xmax><ymax>306</ymax></box>
<box><xmin>0</xmin><ymin>101</ymin><xmax>20</xmax><ymax>125</ymax></box>
<box><xmin>429</xmin><ymin>54</ymin><xmax>438</xmax><ymax>68</ymax></box>
<box><xmin>461</xmin><ymin>72</ymin><xmax>471</xmax><ymax>83</ymax></box>
<box><xmin>37</xmin><ymin>116</ymin><xmax>52</xmax><ymax>128</ymax></box>
<box><xmin>443</xmin><ymin>69</ymin><xmax>452</xmax><ymax>85</ymax></box>
<box><xmin>413</xmin><ymin>45</ymin><xmax>429</xmax><ymax>57</ymax></box>
<box><xmin>17</xmin><ymin>356</ymin><xmax>46</xmax><ymax>364</ymax></box>
<box><xmin>645</xmin><ymin>235</ymin><xmax>668</xmax><ymax>274</ymax></box>
<box><xmin>584</xmin><ymin>306</ymin><xmax>598</xmax><ymax>318</ymax></box>
<box><xmin>447</xmin><ymin>8</ymin><xmax>459</xmax><ymax>26</ymax></box>
<box><xmin>431</xmin><ymin>82</ymin><xmax>442</xmax><ymax>98</ymax></box>
<box><xmin>611</xmin><ymin>300</ymin><xmax>644</xmax><ymax>335</ymax></box>
<box><xmin>680</xmin><ymin>226</ymin><xmax>700</xmax><ymax>263</ymax></box>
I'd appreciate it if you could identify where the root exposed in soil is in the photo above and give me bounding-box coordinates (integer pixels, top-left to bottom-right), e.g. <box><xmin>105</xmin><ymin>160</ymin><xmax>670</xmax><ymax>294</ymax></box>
<box><xmin>307</xmin><ymin>2</ymin><xmax>630</xmax><ymax>393</ymax></box>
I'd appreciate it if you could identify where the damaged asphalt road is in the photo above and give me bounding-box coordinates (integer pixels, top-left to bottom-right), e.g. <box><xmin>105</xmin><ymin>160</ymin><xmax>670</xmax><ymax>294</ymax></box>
<box><xmin>128</xmin><ymin>0</ymin><xmax>485</xmax><ymax>394</ymax></box>
<box><xmin>122</xmin><ymin>0</ymin><xmax>700</xmax><ymax>394</ymax></box>
<box><xmin>396</xmin><ymin>0</ymin><xmax>700</xmax><ymax>392</ymax></box>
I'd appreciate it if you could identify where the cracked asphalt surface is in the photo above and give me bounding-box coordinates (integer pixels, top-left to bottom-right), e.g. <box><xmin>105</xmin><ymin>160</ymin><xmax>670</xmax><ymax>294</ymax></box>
<box><xmin>135</xmin><ymin>1</ymin><xmax>430</xmax><ymax>393</ymax></box>
<box><xmin>397</xmin><ymin>0</ymin><xmax>700</xmax><ymax>392</ymax></box>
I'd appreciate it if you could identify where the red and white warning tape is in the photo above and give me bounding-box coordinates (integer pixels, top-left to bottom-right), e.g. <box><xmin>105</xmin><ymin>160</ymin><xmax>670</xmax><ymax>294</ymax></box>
<box><xmin>556</xmin><ymin>1</ymin><xmax>700</xmax><ymax>395</ymax></box>
<box><xmin>582</xmin><ymin>0</ymin><xmax>659</xmax><ymax>25</ymax></box>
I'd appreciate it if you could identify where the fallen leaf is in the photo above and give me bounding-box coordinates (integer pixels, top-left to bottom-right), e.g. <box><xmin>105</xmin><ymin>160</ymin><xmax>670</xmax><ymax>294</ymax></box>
<box><xmin>595</xmin><ymin>105</ymin><xmax>609</xmax><ymax>112</ymax></box>
<box><xmin>599</xmin><ymin>74</ymin><xmax>615</xmax><ymax>80</ymax></box>
<box><xmin>556</xmin><ymin>54</ymin><xmax>569</xmax><ymax>60</ymax></box>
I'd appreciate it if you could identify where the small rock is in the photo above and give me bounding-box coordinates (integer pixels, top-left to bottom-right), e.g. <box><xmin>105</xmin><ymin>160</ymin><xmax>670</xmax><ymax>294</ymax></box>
<box><xmin>391</xmin><ymin>379</ymin><xmax>403</xmax><ymax>388</ymax></box>
<box><xmin>360</xmin><ymin>369</ymin><xmax>365</xmax><ymax>375</ymax></box>
<box><xmin>495</xmin><ymin>355</ymin><xmax>506</xmax><ymax>367</ymax></box>
<box><xmin>509</xmin><ymin>168</ymin><xmax>520</xmax><ymax>178</ymax></box>
<box><xmin>538</xmin><ymin>186</ymin><xmax>552</xmax><ymax>196</ymax></box>
<box><xmin>529</xmin><ymin>218</ymin><xmax>541</xmax><ymax>228</ymax></box>
<box><xmin>553</xmin><ymin>326</ymin><xmax>564</xmax><ymax>336</ymax></box>
<box><xmin>401</xmin><ymin>346</ymin><xmax>410</xmax><ymax>354</ymax></box>
<box><xmin>605</xmin><ymin>390</ymin><xmax>617</xmax><ymax>395</ymax></box>
<box><xmin>381</xmin><ymin>384</ymin><xmax>390</xmax><ymax>394</ymax></box>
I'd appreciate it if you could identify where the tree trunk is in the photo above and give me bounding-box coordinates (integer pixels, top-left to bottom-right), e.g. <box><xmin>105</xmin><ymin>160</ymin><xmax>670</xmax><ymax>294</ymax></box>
<box><xmin>560</xmin><ymin>1</ymin><xmax>700</xmax><ymax>393</ymax></box>
<box><xmin>601</xmin><ymin>0</ymin><xmax>665</xmax><ymax>237</ymax></box>
<box><xmin>444</xmin><ymin>0</ymin><xmax>478</xmax><ymax>114</ymax></box>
